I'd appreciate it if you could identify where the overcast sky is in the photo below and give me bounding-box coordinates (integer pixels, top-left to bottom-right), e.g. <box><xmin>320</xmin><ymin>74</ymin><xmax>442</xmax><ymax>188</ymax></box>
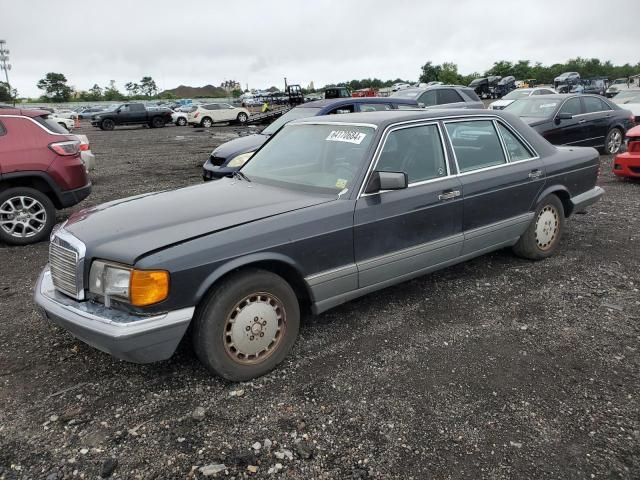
<box><xmin>2</xmin><ymin>0</ymin><xmax>638</xmax><ymax>98</ymax></box>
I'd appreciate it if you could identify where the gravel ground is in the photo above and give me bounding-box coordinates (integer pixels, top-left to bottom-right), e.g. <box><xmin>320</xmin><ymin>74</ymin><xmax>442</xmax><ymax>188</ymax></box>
<box><xmin>1</xmin><ymin>121</ymin><xmax>639</xmax><ymax>480</ymax></box>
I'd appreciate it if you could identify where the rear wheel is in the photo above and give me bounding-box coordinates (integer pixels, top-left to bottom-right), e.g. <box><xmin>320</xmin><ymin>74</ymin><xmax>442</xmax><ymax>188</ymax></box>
<box><xmin>236</xmin><ymin>112</ymin><xmax>248</xmax><ymax>124</ymax></box>
<box><xmin>100</xmin><ymin>119</ymin><xmax>115</xmax><ymax>131</ymax></box>
<box><xmin>513</xmin><ymin>194</ymin><xmax>564</xmax><ymax>260</ymax></box>
<box><xmin>604</xmin><ymin>128</ymin><xmax>623</xmax><ymax>155</ymax></box>
<box><xmin>192</xmin><ymin>269</ymin><xmax>300</xmax><ymax>381</ymax></box>
<box><xmin>0</xmin><ymin>187</ymin><xmax>56</xmax><ymax>245</ymax></box>
<box><xmin>201</xmin><ymin>117</ymin><xmax>213</xmax><ymax>128</ymax></box>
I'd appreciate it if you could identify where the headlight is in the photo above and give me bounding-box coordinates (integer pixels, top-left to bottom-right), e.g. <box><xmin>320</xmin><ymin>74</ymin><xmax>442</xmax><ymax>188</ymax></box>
<box><xmin>93</xmin><ymin>116</ymin><xmax>101</xmax><ymax>120</ymax></box>
<box><xmin>89</xmin><ymin>260</ymin><xmax>169</xmax><ymax>307</ymax></box>
<box><xmin>227</xmin><ymin>151</ymin><xmax>254</xmax><ymax>168</ymax></box>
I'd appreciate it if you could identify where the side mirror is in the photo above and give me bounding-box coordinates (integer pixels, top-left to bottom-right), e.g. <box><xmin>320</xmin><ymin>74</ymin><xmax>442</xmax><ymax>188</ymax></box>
<box><xmin>418</xmin><ymin>102</ymin><xmax>425</xmax><ymax>108</ymax></box>
<box><xmin>364</xmin><ymin>171</ymin><xmax>408</xmax><ymax>194</ymax></box>
<box><xmin>116</xmin><ymin>109</ymin><xmax>121</xmax><ymax>114</ymax></box>
<box><xmin>555</xmin><ymin>112</ymin><xmax>573</xmax><ymax>124</ymax></box>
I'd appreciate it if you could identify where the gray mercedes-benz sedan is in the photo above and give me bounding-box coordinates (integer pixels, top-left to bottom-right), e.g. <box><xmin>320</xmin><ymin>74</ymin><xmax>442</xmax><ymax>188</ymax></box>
<box><xmin>35</xmin><ymin>110</ymin><xmax>603</xmax><ymax>381</ymax></box>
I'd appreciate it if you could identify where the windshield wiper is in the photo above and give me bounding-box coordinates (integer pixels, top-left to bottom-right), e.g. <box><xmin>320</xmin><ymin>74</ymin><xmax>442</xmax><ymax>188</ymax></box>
<box><xmin>232</xmin><ymin>170</ymin><xmax>251</xmax><ymax>182</ymax></box>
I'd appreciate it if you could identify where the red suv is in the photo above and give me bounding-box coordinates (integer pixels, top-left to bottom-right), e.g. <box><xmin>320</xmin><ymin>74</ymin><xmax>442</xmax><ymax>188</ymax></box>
<box><xmin>0</xmin><ymin>108</ymin><xmax>91</xmax><ymax>245</ymax></box>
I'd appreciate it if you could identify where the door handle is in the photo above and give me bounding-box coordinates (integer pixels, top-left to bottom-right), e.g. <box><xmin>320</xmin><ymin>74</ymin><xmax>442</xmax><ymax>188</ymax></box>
<box><xmin>528</xmin><ymin>169</ymin><xmax>543</xmax><ymax>179</ymax></box>
<box><xmin>578</xmin><ymin>119</ymin><xmax>587</xmax><ymax>124</ymax></box>
<box><xmin>438</xmin><ymin>190</ymin><xmax>461</xmax><ymax>201</ymax></box>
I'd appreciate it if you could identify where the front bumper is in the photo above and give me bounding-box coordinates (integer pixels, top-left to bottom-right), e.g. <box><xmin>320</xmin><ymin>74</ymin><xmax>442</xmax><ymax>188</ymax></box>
<box><xmin>202</xmin><ymin>158</ymin><xmax>238</xmax><ymax>181</ymax></box>
<box><xmin>34</xmin><ymin>267</ymin><xmax>194</xmax><ymax>363</ymax></box>
<box><xmin>613</xmin><ymin>152</ymin><xmax>640</xmax><ymax>178</ymax></box>
<box><xmin>570</xmin><ymin>186</ymin><xmax>605</xmax><ymax>212</ymax></box>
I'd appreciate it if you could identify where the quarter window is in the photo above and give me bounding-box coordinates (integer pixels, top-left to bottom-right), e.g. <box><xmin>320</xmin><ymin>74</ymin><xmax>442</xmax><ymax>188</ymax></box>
<box><xmin>418</xmin><ymin>90</ymin><xmax>437</xmax><ymax>107</ymax></box>
<box><xmin>496</xmin><ymin>123</ymin><xmax>534</xmax><ymax>162</ymax></box>
<box><xmin>377</xmin><ymin>125</ymin><xmax>448</xmax><ymax>183</ymax></box>
<box><xmin>436</xmin><ymin>89</ymin><xmax>463</xmax><ymax>105</ymax></box>
<box><xmin>559</xmin><ymin>98</ymin><xmax>582</xmax><ymax>116</ymax></box>
<box><xmin>583</xmin><ymin>96</ymin><xmax>610</xmax><ymax>113</ymax></box>
<box><xmin>445</xmin><ymin>120</ymin><xmax>507</xmax><ymax>173</ymax></box>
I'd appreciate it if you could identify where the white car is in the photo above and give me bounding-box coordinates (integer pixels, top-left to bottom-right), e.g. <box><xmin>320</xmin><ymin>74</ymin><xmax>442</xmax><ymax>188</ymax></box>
<box><xmin>49</xmin><ymin>114</ymin><xmax>74</xmax><ymax>132</ymax></box>
<box><xmin>488</xmin><ymin>87</ymin><xmax>557</xmax><ymax>110</ymax></box>
<box><xmin>188</xmin><ymin>103</ymin><xmax>250</xmax><ymax>127</ymax></box>
<box><xmin>606</xmin><ymin>78</ymin><xmax>632</xmax><ymax>98</ymax></box>
<box><xmin>611</xmin><ymin>89</ymin><xmax>640</xmax><ymax>120</ymax></box>
<box><xmin>74</xmin><ymin>134</ymin><xmax>96</xmax><ymax>173</ymax></box>
<box><xmin>53</xmin><ymin>108</ymin><xmax>78</xmax><ymax>120</ymax></box>
<box><xmin>171</xmin><ymin>111</ymin><xmax>188</xmax><ymax>126</ymax></box>
<box><xmin>391</xmin><ymin>83</ymin><xmax>411</xmax><ymax>92</ymax></box>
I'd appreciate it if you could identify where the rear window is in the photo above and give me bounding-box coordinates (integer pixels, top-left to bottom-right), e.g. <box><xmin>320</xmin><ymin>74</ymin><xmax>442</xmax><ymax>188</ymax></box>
<box><xmin>461</xmin><ymin>88</ymin><xmax>481</xmax><ymax>102</ymax></box>
<box><xmin>34</xmin><ymin>115</ymin><xmax>68</xmax><ymax>134</ymax></box>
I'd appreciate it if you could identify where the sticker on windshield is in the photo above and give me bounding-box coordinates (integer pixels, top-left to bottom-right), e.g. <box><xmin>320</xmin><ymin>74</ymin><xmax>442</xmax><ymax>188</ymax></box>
<box><xmin>540</xmin><ymin>103</ymin><xmax>558</xmax><ymax>108</ymax></box>
<box><xmin>335</xmin><ymin>178</ymin><xmax>348</xmax><ymax>189</ymax></box>
<box><xmin>326</xmin><ymin>130</ymin><xmax>367</xmax><ymax>144</ymax></box>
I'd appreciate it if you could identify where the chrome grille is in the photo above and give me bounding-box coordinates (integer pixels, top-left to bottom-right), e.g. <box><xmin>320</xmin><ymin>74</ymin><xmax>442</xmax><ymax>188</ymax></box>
<box><xmin>49</xmin><ymin>240</ymin><xmax>79</xmax><ymax>298</ymax></box>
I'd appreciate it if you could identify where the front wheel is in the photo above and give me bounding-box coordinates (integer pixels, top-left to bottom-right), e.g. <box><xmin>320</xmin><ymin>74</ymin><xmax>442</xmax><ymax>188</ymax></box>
<box><xmin>201</xmin><ymin>117</ymin><xmax>213</xmax><ymax>128</ymax></box>
<box><xmin>176</xmin><ymin>117</ymin><xmax>187</xmax><ymax>126</ymax></box>
<box><xmin>0</xmin><ymin>187</ymin><xmax>56</xmax><ymax>245</ymax></box>
<box><xmin>100</xmin><ymin>119</ymin><xmax>115</xmax><ymax>131</ymax></box>
<box><xmin>151</xmin><ymin>116</ymin><xmax>165</xmax><ymax>128</ymax></box>
<box><xmin>604</xmin><ymin>128</ymin><xmax>623</xmax><ymax>155</ymax></box>
<box><xmin>236</xmin><ymin>112</ymin><xmax>248</xmax><ymax>124</ymax></box>
<box><xmin>192</xmin><ymin>269</ymin><xmax>300</xmax><ymax>381</ymax></box>
<box><xmin>513</xmin><ymin>194</ymin><xmax>564</xmax><ymax>260</ymax></box>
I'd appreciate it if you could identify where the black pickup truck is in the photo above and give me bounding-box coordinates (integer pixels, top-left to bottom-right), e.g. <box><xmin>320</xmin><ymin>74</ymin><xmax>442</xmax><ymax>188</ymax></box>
<box><xmin>90</xmin><ymin>103</ymin><xmax>172</xmax><ymax>130</ymax></box>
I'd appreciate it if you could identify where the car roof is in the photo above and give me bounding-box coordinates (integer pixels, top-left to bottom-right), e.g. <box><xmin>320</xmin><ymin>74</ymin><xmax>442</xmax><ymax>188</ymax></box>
<box><xmin>298</xmin><ymin>97</ymin><xmax>418</xmax><ymax>111</ymax></box>
<box><xmin>0</xmin><ymin>107</ymin><xmax>49</xmax><ymax>117</ymax></box>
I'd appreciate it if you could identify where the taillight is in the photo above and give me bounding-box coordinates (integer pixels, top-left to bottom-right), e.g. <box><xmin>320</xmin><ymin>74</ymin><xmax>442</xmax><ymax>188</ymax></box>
<box><xmin>49</xmin><ymin>140</ymin><xmax>80</xmax><ymax>156</ymax></box>
<box><xmin>79</xmin><ymin>143</ymin><xmax>90</xmax><ymax>151</ymax></box>
<box><xmin>194</xmin><ymin>112</ymin><xmax>199</xmax><ymax>118</ymax></box>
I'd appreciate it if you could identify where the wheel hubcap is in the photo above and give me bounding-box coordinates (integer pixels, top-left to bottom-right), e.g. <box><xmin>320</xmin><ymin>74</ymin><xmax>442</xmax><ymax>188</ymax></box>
<box><xmin>224</xmin><ymin>292</ymin><xmax>285</xmax><ymax>364</ymax></box>
<box><xmin>608</xmin><ymin>130</ymin><xmax>622</xmax><ymax>153</ymax></box>
<box><xmin>535</xmin><ymin>206</ymin><xmax>559</xmax><ymax>250</ymax></box>
<box><xmin>0</xmin><ymin>196</ymin><xmax>47</xmax><ymax>238</ymax></box>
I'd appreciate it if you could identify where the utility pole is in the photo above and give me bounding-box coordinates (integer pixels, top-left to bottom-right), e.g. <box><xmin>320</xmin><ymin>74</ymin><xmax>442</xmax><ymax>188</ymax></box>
<box><xmin>0</xmin><ymin>40</ymin><xmax>13</xmax><ymax>105</ymax></box>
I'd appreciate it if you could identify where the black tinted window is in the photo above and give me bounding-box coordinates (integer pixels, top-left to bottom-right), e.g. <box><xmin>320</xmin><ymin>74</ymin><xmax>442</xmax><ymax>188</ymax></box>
<box><xmin>358</xmin><ymin>103</ymin><xmax>392</xmax><ymax>112</ymax></box>
<box><xmin>329</xmin><ymin>105</ymin><xmax>354</xmax><ymax>114</ymax></box>
<box><xmin>559</xmin><ymin>98</ymin><xmax>582</xmax><ymax>116</ymax></box>
<box><xmin>418</xmin><ymin>90</ymin><xmax>437</xmax><ymax>107</ymax></box>
<box><xmin>34</xmin><ymin>115</ymin><xmax>68</xmax><ymax>134</ymax></box>
<box><xmin>437</xmin><ymin>89</ymin><xmax>463</xmax><ymax>105</ymax></box>
<box><xmin>204</xmin><ymin>104</ymin><xmax>220</xmax><ymax>110</ymax></box>
<box><xmin>0</xmin><ymin>120</ymin><xmax>5</xmax><ymax>135</ymax></box>
<box><xmin>496</xmin><ymin>123</ymin><xmax>534</xmax><ymax>162</ymax></box>
<box><xmin>377</xmin><ymin>125</ymin><xmax>448</xmax><ymax>183</ymax></box>
<box><xmin>445</xmin><ymin>120</ymin><xmax>507</xmax><ymax>173</ymax></box>
<box><xmin>130</xmin><ymin>104</ymin><xmax>145</xmax><ymax>111</ymax></box>
<box><xmin>583</xmin><ymin>96</ymin><xmax>609</xmax><ymax>113</ymax></box>
<box><xmin>462</xmin><ymin>88</ymin><xmax>481</xmax><ymax>101</ymax></box>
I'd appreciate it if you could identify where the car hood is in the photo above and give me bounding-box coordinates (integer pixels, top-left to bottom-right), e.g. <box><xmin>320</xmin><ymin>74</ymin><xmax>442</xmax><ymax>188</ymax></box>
<box><xmin>521</xmin><ymin>116</ymin><xmax>550</xmax><ymax>127</ymax></box>
<box><xmin>63</xmin><ymin>178</ymin><xmax>336</xmax><ymax>264</ymax></box>
<box><xmin>210</xmin><ymin>133</ymin><xmax>268</xmax><ymax>160</ymax></box>
<box><xmin>613</xmin><ymin>102</ymin><xmax>640</xmax><ymax>116</ymax></box>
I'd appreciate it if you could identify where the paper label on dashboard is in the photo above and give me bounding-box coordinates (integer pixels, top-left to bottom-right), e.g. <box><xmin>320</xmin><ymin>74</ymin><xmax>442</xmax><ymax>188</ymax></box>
<box><xmin>326</xmin><ymin>130</ymin><xmax>367</xmax><ymax>144</ymax></box>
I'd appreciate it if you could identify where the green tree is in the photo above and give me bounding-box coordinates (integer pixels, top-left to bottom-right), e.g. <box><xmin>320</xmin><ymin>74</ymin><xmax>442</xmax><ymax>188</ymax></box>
<box><xmin>439</xmin><ymin>63</ymin><xmax>461</xmax><ymax>84</ymax></box>
<box><xmin>0</xmin><ymin>82</ymin><xmax>12</xmax><ymax>102</ymax></box>
<box><xmin>37</xmin><ymin>72</ymin><xmax>72</xmax><ymax>102</ymax></box>
<box><xmin>139</xmin><ymin>76</ymin><xmax>158</xmax><ymax>97</ymax></box>
<box><xmin>103</xmin><ymin>80</ymin><xmax>124</xmax><ymax>101</ymax></box>
<box><xmin>231</xmin><ymin>89</ymin><xmax>243</xmax><ymax>98</ymax></box>
<box><xmin>124</xmin><ymin>82</ymin><xmax>140</xmax><ymax>97</ymax></box>
<box><xmin>419</xmin><ymin>61</ymin><xmax>443</xmax><ymax>83</ymax></box>
<box><xmin>88</xmin><ymin>83</ymin><xmax>102</xmax><ymax>101</ymax></box>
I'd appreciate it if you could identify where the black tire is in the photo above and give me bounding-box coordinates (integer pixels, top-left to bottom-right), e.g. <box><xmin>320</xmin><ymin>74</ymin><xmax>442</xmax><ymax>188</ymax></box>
<box><xmin>101</xmin><ymin>119</ymin><xmax>115</xmax><ymax>131</ymax></box>
<box><xmin>236</xmin><ymin>112</ymin><xmax>248</xmax><ymax>124</ymax></box>
<box><xmin>176</xmin><ymin>117</ymin><xmax>187</xmax><ymax>126</ymax></box>
<box><xmin>0</xmin><ymin>187</ymin><xmax>56</xmax><ymax>246</ymax></box>
<box><xmin>151</xmin><ymin>116</ymin><xmax>165</xmax><ymax>128</ymax></box>
<box><xmin>192</xmin><ymin>269</ymin><xmax>300</xmax><ymax>381</ymax></box>
<box><xmin>513</xmin><ymin>194</ymin><xmax>565</xmax><ymax>260</ymax></box>
<box><xmin>604</xmin><ymin>127</ymin><xmax>623</xmax><ymax>155</ymax></box>
<box><xmin>200</xmin><ymin>117</ymin><xmax>213</xmax><ymax>128</ymax></box>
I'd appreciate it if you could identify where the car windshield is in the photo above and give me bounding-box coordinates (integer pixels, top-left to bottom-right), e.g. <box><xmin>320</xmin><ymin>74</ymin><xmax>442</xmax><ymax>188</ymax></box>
<box><xmin>613</xmin><ymin>79</ymin><xmax>628</xmax><ymax>85</ymax></box>
<box><xmin>241</xmin><ymin>123</ymin><xmax>375</xmax><ymax>194</ymax></box>
<box><xmin>261</xmin><ymin>107</ymin><xmax>322</xmax><ymax>135</ymax></box>
<box><xmin>612</xmin><ymin>91</ymin><xmax>640</xmax><ymax>104</ymax></box>
<box><xmin>504</xmin><ymin>98</ymin><xmax>560</xmax><ymax>117</ymax></box>
<box><xmin>502</xmin><ymin>89</ymin><xmax>533</xmax><ymax>100</ymax></box>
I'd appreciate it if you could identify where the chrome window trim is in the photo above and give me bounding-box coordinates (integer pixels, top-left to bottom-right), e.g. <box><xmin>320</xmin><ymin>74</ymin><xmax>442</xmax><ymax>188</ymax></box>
<box><xmin>292</xmin><ymin>121</ymin><xmax>378</xmax><ymax>129</ymax></box>
<box><xmin>358</xmin><ymin>121</ymin><xmax>451</xmax><ymax>198</ymax></box>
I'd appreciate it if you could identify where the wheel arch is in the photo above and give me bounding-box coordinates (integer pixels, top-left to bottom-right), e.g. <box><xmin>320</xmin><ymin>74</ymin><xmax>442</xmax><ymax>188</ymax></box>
<box><xmin>535</xmin><ymin>185</ymin><xmax>573</xmax><ymax>217</ymax></box>
<box><xmin>194</xmin><ymin>253</ymin><xmax>313</xmax><ymax>311</ymax></box>
<box><xmin>201</xmin><ymin>116</ymin><xmax>213</xmax><ymax>125</ymax></box>
<box><xmin>0</xmin><ymin>171</ymin><xmax>63</xmax><ymax>208</ymax></box>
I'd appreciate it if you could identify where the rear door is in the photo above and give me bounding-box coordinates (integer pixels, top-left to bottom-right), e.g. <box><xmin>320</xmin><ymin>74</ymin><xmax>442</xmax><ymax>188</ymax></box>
<box><xmin>354</xmin><ymin>123</ymin><xmax>463</xmax><ymax>287</ymax></box>
<box><xmin>581</xmin><ymin>96</ymin><xmax>612</xmax><ymax>147</ymax></box>
<box><xmin>219</xmin><ymin>104</ymin><xmax>237</xmax><ymax>122</ymax></box>
<box><xmin>443</xmin><ymin>119</ymin><xmax>545</xmax><ymax>254</ymax></box>
<box><xmin>436</xmin><ymin>88</ymin><xmax>467</xmax><ymax>108</ymax></box>
<box><xmin>546</xmin><ymin>97</ymin><xmax>585</xmax><ymax>146</ymax></box>
<box><xmin>129</xmin><ymin>103</ymin><xmax>147</xmax><ymax>122</ymax></box>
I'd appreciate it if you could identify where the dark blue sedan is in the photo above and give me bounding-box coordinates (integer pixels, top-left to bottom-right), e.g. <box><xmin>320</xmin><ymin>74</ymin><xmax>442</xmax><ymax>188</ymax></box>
<box><xmin>202</xmin><ymin>97</ymin><xmax>419</xmax><ymax>180</ymax></box>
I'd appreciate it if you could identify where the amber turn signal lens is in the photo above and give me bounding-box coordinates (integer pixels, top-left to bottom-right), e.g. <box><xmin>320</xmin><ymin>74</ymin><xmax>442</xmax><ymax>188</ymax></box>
<box><xmin>129</xmin><ymin>270</ymin><xmax>170</xmax><ymax>306</ymax></box>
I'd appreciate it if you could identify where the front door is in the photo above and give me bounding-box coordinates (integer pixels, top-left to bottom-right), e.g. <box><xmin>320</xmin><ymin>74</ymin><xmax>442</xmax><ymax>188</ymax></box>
<box><xmin>547</xmin><ymin>97</ymin><xmax>585</xmax><ymax>146</ymax></box>
<box><xmin>354</xmin><ymin>123</ymin><xmax>464</xmax><ymax>288</ymax></box>
<box><xmin>443</xmin><ymin>119</ymin><xmax>546</xmax><ymax>254</ymax></box>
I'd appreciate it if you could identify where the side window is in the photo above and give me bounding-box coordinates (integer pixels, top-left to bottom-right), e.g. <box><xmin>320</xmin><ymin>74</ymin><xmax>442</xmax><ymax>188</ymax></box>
<box><xmin>220</xmin><ymin>104</ymin><xmax>234</xmax><ymax>109</ymax></box>
<box><xmin>119</xmin><ymin>105</ymin><xmax>130</xmax><ymax>113</ymax></box>
<box><xmin>0</xmin><ymin>120</ymin><xmax>6</xmax><ymax>136</ymax></box>
<box><xmin>418</xmin><ymin>90</ymin><xmax>437</xmax><ymax>107</ymax></box>
<box><xmin>583</xmin><ymin>96</ymin><xmax>609</xmax><ymax>113</ymax></box>
<box><xmin>204</xmin><ymin>104</ymin><xmax>220</xmax><ymax>110</ymax></box>
<box><xmin>358</xmin><ymin>103</ymin><xmax>392</xmax><ymax>112</ymax></box>
<box><xmin>445</xmin><ymin>120</ymin><xmax>507</xmax><ymax>173</ymax></box>
<box><xmin>559</xmin><ymin>98</ymin><xmax>582</xmax><ymax>116</ymax></box>
<box><xmin>131</xmin><ymin>104</ymin><xmax>144</xmax><ymax>112</ymax></box>
<box><xmin>496</xmin><ymin>123</ymin><xmax>534</xmax><ymax>162</ymax></box>
<box><xmin>328</xmin><ymin>104</ymin><xmax>354</xmax><ymax>114</ymax></box>
<box><xmin>436</xmin><ymin>89</ymin><xmax>464</xmax><ymax>105</ymax></box>
<box><xmin>377</xmin><ymin>125</ymin><xmax>447</xmax><ymax>184</ymax></box>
